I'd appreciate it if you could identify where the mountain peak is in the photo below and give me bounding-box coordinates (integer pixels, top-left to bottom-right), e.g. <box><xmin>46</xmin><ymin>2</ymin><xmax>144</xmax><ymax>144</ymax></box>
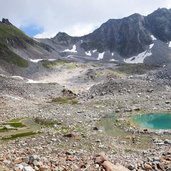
<box><xmin>1</xmin><ymin>18</ymin><xmax>12</xmax><ymax>25</ymax></box>
<box><xmin>38</xmin><ymin>7</ymin><xmax>171</xmax><ymax>65</ymax></box>
<box><xmin>127</xmin><ymin>13</ymin><xmax>143</xmax><ymax>18</ymax></box>
<box><xmin>55</xmin><ymin>32</ymin><xmax>70</xmax><ymax>37</ymax></box>
<box><xmin>149</xmin><ymin>8</ymin><xmax>171</xmax><ymax>17</ymax></box>
<box><xmin>155</xmin><ymin>7</ymin><xmax>170</xmax><ymax>13</ymax></box>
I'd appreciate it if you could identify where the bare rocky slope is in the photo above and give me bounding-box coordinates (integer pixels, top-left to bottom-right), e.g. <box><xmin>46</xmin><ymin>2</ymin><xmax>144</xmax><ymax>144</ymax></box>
<box><xmin>40</xmin><ymin>8</ymin><xmax>171</xmax><ymax>65</ymax></box>
<box><xmin>1</xmin><ymin>59</ymin><xmax>171</xmax><ymax>170</ymax></box>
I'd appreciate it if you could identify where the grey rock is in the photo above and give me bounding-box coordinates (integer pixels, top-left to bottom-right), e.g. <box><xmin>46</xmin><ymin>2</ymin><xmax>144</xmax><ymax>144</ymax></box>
<box><xmin>23</xmin><ymin>166</ymin><xmax>35</xmax><ymax>171</ymax></box>
<box><xmin>164</xmin><ymin>139</ymin><xmax>171</xmax><ymax>144</ymax></box>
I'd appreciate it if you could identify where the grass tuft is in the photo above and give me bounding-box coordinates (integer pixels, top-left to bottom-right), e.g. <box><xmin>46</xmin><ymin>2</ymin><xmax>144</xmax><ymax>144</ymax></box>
<box><xmin>2</xmin><ymin>131</ymin><xmax>39</xmax><ymax>140</ymax></box>
<box><xmin>0</xmin><ymin>43</ymin><xmax>28</xmax><ymax>67</ymax></box>
<box><xmin>116</xmin><ymin>64</ymin><xmax>159</xmax><ymax>75</ymax></box>
<box><xmin>51</xmin><ymin>96</ymin><xmax>79</xmax><ymax>105</ymax></box>
<box><xmin>34</xmin><ymin>117</ymin><xmax>61</xmax><ymax>127</ymax></box>
<box><xmin>42</xmin><ymin>59</ymin><xmax>77</xmax><ymax>69</ymax></box>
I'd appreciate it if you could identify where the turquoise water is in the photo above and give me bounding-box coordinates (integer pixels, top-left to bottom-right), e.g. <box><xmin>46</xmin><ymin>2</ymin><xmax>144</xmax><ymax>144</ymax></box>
<box><xmin>133</xmin><ymin>113</ymin><xmax>171</xmax><ymax>129</ymax></box>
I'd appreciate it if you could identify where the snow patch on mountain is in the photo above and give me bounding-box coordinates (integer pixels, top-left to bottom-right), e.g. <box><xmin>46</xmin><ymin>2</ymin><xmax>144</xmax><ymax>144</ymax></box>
<box><xmin>124</xmin><ymin>51</ymin><xmax>152</xmax><ymax>64</ymax></box>
<box><xmin>27</xmin><ymin>79</ymin><xmax>41</xmax><ymax>83</ymax></box>
<box><xmin>30</xmin><ymin>59</ymin><xmax>43</xmax><ymax>63</ymax></box>
<box><xmin>47</xmin><ymin>59</ymin><xmax>56</xmax><ymax>62</ymax></box>
<box><xmin>63</xmin><ymin>45</ymin><xmax>77</xmax><ymax>53</ymax></box>
<box><xmin>110</xmin><ymin>59</ymin><xmax>117</xmax><ymax>62</ymax></box>
<box><xmin>97</xmin><ymin>52</ymin><xmax>105</xmax><ymax>60</ymax></box>
<box><xmin>0</xmin><ymin>74</ymin><xmax>24</xmax><ymax>80</ymax></box>
<box><xmin>151</xmin><ymin>35</ymin><xmax>157</xmax><ymax>41</ymax></box>
<box><xmin>85</xmin><ymin>51</ymin><xmax>91</xmax><ymax>56</ymax></box>
<box><xmin>149</xmin><ymin>43</ymin><xmax>154</xmax><ymax>49</ymax></box>
<box><xmin>11</xmin><ymin>76</ymin><xmax>24</xmax><ymax>80</ymax></box>
<box><xmin>168</xmin><ymin>42</ymin><xmax>171</xmax><ymax>48</ymax></box>
<box><xmin>93</xmin><ymin>49</ymin><xmax>97</xmax><ymax>53</ymax></box>
<box><xmin>29</xmin><ymin>58</ymin><xmax>56</xmax><ymax>63</ymax></box>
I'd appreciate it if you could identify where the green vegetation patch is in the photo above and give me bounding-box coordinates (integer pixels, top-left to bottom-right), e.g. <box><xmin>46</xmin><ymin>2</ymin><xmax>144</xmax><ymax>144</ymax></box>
<box><xmin>96</xmin><ymin>69</ymin><xmax>124</xmax><ymax>78</ymax></box>
<box><xmin>2</xmin><ymin>118</ymin><xmax>26</xmax><ymax>128</ymax></box>
<box><xmin>2</xmin><ymin>131</ymin><xmax>39</xmax><ymax>140</ymax></box>
<box><xmin>34</xmin><ymin>117</ymin><xmax>61</xmax><ymax>127</ymax></box>
<box><xmin>51</xmin><ymin>96</ymin><xmax>79</xmax><ymax>105</ymax></box>
<box><xmin>10</xmin><ymin>118</ymin><xmax>23</xmax><ymax>122</ymax></box>
<box><xmin>8</xmin><ymin>122</ymin><xmax>25</xmax><ymax>128</ymax></box>
<box><xmin>58</xmin><ymin>126</ymin><xmax>70</xmax><ymax>134</ymax></box>
<box><xmin>116</xmin><ymin>64</ymin><xmax>159</xmax><ymax>75</ymax></box>
<box><xmin>0</xmin><ymin>127</ymin><xmax>8</xmax><ymax>132</ymax></box>
<box><xmin>0</xmin><ymin>43</ymin><xmax>28</xmax><ymax>67</ymax></box>
<box><xmin>42</xmin><ymin>59</ymin><xmax>77</xmax><ymax>69</ymax></box>
<box><xmin>0</xmin><ymin>24</ymin><xmax>33</xmax><ymax>47</ymax></box>
<box><xmin>0</xmin><ymin>23</ymin><xmax>35</xmax><ymax>67</ymax></box>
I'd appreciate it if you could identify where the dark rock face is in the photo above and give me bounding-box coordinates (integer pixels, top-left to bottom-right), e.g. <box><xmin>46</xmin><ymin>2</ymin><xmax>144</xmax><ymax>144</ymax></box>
<box><xmin>81</xmin><ymin>14</ymin><xmax>152</xmax><ymax>57</ymax></box>
<box><xmin>52</xmin><ymin>32</ymin><xmax>79</xmax><ymax>46</ymax></box>
<box><xmin>52</xmin><ymin>32</ymin><xmax>72</xmax><ymax>46</ymax></box>
<box><xmin>51</xmin><ymin>8</ymin><xmax>171</xmax><ymax>59</ymax></box>
<box><xmin>146</xmin><ymin>8</ymin><xmax>171</xmax><ymax>42</ymax></box>
<box><xmin>1</xmin><ymin>18</ymin><xmax>12</xmax><ymax>25</ymax></box>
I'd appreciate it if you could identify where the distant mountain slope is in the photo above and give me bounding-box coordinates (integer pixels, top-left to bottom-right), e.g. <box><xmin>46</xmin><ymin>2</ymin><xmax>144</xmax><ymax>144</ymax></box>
<box><xmin>0</xmin><ymin>18</ymin><xmax>61</xmax><ymax>76</ymax></box>
<box><xmin>2</xmin><ymin>8</ymin><xmax>171</xmax><ymax>71</ymax></box>
<box><xmin>40</xmin><ymin>8</ymin><xmax>171</xmax><ymax>65</ymax></box>
<box><xmin>0</xmin><ymin>18</ymin><xmax>34</xmax><ymax>47</ymax></box>
<box><xmin>0</xmin><ymin>43</ymin><xmax>28</xmax><ymax>67</ymax></box>
<box><xmin>146</xmin><ymin>8</ymin><xmax>171</xmax><ymax>42</ymax></box>
<box><xmin>0</xmin><ymin>19</ymin><xmax>32</xmax><ymax>67</ymax></box>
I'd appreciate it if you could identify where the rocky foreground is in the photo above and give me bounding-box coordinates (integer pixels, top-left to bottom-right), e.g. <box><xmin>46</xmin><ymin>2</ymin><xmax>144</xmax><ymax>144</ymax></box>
<box><xmin>1</xmin><ymin>63</ymin><xmax>171</xmax><ymax>171</ymax></box>
<box><xmin>1</xmin><ymin>147</ymin><xmax>171</xmax><ymax>171</ymax></box>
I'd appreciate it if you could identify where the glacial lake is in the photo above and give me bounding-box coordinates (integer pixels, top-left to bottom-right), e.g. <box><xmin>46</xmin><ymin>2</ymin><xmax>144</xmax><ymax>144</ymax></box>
<box><xmin>132</xmin><ymin>113</ymin><xmax>171</xmax><ymax>129</ymax></box>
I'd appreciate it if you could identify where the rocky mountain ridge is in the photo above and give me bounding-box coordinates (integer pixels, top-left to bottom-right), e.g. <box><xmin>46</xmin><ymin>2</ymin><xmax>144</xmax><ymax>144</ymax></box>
<box><xmin>0</xmin><ymin>18</ymin><xmax>60</xmax><ymax>75</ymax></box>
<box><xmin>1</xmin><ymin>8</ymin><xmax>171</xmax><ymax>75</ymax></box>
<box><xmin>40</xmin><ymin>8</ymin><xmax>171</xmax><ymax>65</ymax></box>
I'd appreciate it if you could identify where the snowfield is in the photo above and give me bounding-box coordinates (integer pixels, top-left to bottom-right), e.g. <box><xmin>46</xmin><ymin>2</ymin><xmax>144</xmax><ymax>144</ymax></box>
<box><xmin>151</xmin><ymin>35</ymin><xmax>157</xmax><ymax>41</ymax></box>
<box><xmin>124</xmin><ymin>51</ymin><xmax>152</xmax><ymax>64</ymax></box>
<box><xmin>149</xmin><ymin>44</ymin><xmax>154</xmax><ymax>49</ymax></box>
<box><xmin>97</xmin><ymin>52</ymin><xmax>105</xmax><ymax>60</ymax></box>
<box><xmin>29</xmin><ymin>59</ymin><xmax>56</xmax><ymax>63</ymax></box>
<box><xmin>110</xmin><ymin>59</ymin><xmax>117</xmax><ymax>62</ymax></box>
<box><xmin>63</xmin><ymin>45</ymin><xmax>77</xmax><ymax>53</ymax></box>
<box><xmin>30</xmin><ymin>59</ymin><xmax>43</xmax><ymax>63</ymax></box>
<box><xmin>169</xmin><ymin>42</ymin><xmax>171</xmax><ymax>48</ymax></box>
<box><xmin>85</xmin><ymin>51</ymin><xmax>91</xmax><ymax>56</ymax></box>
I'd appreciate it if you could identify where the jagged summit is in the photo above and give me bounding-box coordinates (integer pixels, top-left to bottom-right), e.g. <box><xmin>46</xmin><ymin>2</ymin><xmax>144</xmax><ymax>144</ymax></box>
<box><xmin>37</xmin><ymin>8</ymin><xmax>171</xmax><ymax>65</ymax></box>
<box><xmin>2</xmin><ymin>8</ymin><xmax>171</xmax><ymax>67</ymax></box>
<box><xmin>0</xmin><ymin>18</ymin><xmax>57</xmax><ymax>69</ymax></box>
<box><xmin>152</xmin><ymin>7</ymin><xmax>171</xmax><ymax>14</ymax></box>
<box><xmin>0</xmin><ymin>18</ymin><xmax>12</xmax><ymax>25</ymax></box>
<box><xmin>53</xmin><ymin>32</ymin><xmax>72</xmax><ymax>42</ymax></box>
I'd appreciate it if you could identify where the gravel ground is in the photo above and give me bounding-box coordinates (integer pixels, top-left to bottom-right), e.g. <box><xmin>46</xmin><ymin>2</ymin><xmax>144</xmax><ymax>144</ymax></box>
<box><xmin>1</xmin><ymin>63</ymin><xmax>171</xmax><ymax>170</ymax></box>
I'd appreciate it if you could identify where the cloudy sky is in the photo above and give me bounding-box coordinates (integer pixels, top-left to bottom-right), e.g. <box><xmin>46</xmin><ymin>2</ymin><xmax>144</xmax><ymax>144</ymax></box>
<box><xmin>1</xmin><ymin>0</ymin><xmax>171</xmax><ymax>38</ymax></box>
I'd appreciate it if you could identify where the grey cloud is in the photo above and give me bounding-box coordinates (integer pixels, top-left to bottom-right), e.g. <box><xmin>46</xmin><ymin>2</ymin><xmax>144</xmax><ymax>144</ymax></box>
<box><xmin>0</xmin><ymin>0</ymin><xmax>171</xmax><ymax>37</ymax></box>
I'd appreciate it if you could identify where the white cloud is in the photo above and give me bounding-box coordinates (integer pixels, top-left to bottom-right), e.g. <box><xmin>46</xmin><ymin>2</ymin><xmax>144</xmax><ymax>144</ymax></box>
<box><xmin>0</xmin><ymin>0</ymin><xmax>171</xmax><ymax>38</ymax></box>
<box><xmin>64</xmin><ymin>24</ymin><xmax>96</xmax><ymax>37</ymax></box>
<box><xmin>35</xmin><ymin>31</ymin><xmax>57</xmax><ymax>39</ymax></box>
<box><xmin>35</xmin><ymin>23</ymin><xmax>96</xmax><ymax>38</ymax></box>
